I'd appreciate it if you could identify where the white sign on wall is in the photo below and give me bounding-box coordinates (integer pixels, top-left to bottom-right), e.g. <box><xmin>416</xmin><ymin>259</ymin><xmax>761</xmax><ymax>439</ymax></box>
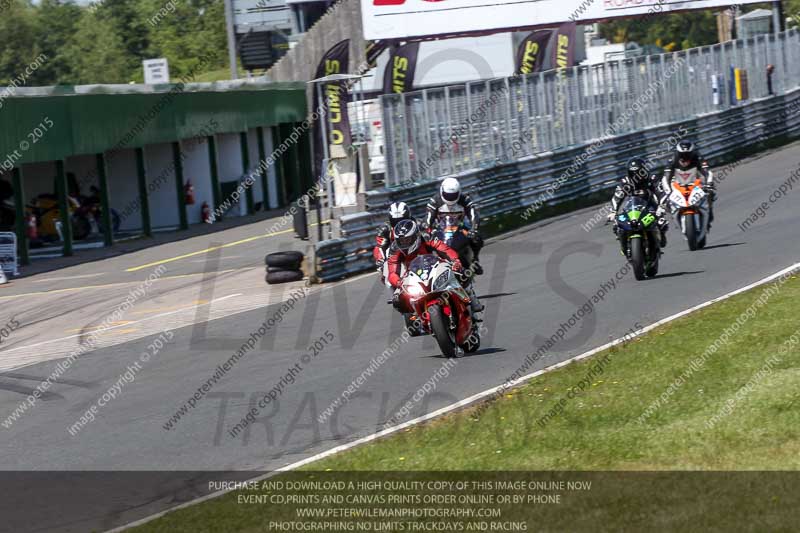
<box><xmin>143</xmin><ymin>58</ymin><xmax>170</xmax><ymax>85</ymax></box>
<box><xmin>361</xmin><ymin>0</ymin><xmax>766</xmax><ymax>41</ymax></box>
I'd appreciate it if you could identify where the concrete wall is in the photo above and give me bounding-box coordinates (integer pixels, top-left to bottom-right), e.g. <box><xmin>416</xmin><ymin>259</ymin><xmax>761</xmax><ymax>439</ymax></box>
<box><xmin>143</xmin><ymin>143</ymin><xmax>180</xmax><ymax>229</ymax></box>
<box><xmin>105</xmin><ymin>149</ymin><xmax>142</xmax><ymax>232</ymax></box>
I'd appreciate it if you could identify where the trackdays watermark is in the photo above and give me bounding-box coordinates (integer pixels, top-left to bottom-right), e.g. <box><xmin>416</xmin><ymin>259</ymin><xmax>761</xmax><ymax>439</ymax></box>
<box><xmin>738</xmin><ymin>163</ymin><xmax>800</xmax><ymax>232</ymax></box>
<box><xmin>704</xmin><ymin>326</ymin><xmax>800</xmax><ymax>430</ymax></box>
<box><xmin>228</xmin><ymin>329</ymin><xmax>335</xmax><ymax>438</ymax></box>
<box><xmin>383</xmin><ymin>323</ymin><xmax>488</xmax><ymax>428</ymax></box>
<box><xmin>67</xmin><ymin>330</ymin><xmax>174</xmax><ymax>437</ymax></box>
<box><xmin>1</xmin><ymin>265</ymin><xmax>167</xmax><ymax>430</ymax></box>
<box><xmin>148</xmin><ymin>0</ymin><xmax>177</xmax><ymax>26</ymax></box>
<box><xmin>705</xmin><ymin>327</ymin><xmax>799</xmax><ymax>430</ymax></box>
<box><xmin>536</xmin><ymin>321</ymin><xmax>642</xmax><ymax>428</ymax></box>
<box><xmin>636</xmin><ymin>267</ymin><xmax>798</xmax><ymax>425</ymax></box>
<box><xmin>580</xmin><ymin>126</ymin><xmax>689</xmax><ymax>233</ymax></box>
<box><xmin>519</xmin><ymin>56</ymin><xmax>687</xmax><ymax>222</ymax></box>
<box><xmin>163</xmin><ymin>287</ymin><xmax>310</xmax><ymax>430</ymax></box>
<box><xmin>0</xmin><ymin>317</ymin><xmax>21</xmax><ymax>345</ymax></box>
<box><xmin>0</xmin><ymin>53</ymin><xmax>48</xmax><ymax>109</ymax></box>
<box><xmin>0</xmin><ymin>117</ymin><xmax>54</xmax><ymax>172</ymax></box>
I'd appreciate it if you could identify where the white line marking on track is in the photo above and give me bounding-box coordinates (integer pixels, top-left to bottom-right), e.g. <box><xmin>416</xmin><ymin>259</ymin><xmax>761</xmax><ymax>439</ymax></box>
<box><xmin>106</xmin><ymin>261</ymin><xmax>800</xmax><ymax>533</ymax></box>
<box><xmin>0</xmin><ymin>294</ymin><xmax>242</xmax><ymax>354</ymax></box>
<box><xmin>32</xmin><ymin>273</ymin><xmax>107</xmax><ymax>283</ymax></box>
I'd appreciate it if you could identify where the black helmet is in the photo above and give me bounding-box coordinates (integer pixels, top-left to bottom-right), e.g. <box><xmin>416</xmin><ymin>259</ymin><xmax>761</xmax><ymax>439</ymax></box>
<box><xmin>626</xmin><ymin>158</ymin><xmax>649</xmax><ymax>188</ymax></box>
<box><xmin>675</xmin><ymin>140</ymin><xmax>696</xmax><ymax>170</ymax></box>
<box><xmin>394</xmin><ymin>219</ymin><xmax>421</xmax><ymax>254</ymax></box>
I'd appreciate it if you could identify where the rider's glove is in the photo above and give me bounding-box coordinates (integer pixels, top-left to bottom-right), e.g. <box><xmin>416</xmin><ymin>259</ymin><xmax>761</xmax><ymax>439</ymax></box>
<box><xmin>656</xmin><ymin>206</ymin><xmax>666</xmax><ymax>217</ymax></box>
<box><xmin>467</xmin><ymin>229</ymin><xmax>479</xmax><ymax>240</ymax></box>
<box><xmin>392</xmin><ymin>289</ymin><xmax>402</xmax><ymax>309</ymax></box>
<box><xmin>452</xmin><ymin>259</ymin><xmax>463</xmax><ymax>273</ymax></box>
<box><xmin>607</xmin><ymin>212</ymin><xmax>615</xmax><ymax>223</ymax></box>
<box><xmin>376</xmin><ymin>259</ymin><xmax>384</xmax><ymax>271</ymax></box>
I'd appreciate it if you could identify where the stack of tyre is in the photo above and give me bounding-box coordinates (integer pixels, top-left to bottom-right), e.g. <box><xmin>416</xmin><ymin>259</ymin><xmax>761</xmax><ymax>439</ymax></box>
<box><xmin>265</xmin><ymin>251</ymin><xmax>305</xmax><ymax>284</ymax></box>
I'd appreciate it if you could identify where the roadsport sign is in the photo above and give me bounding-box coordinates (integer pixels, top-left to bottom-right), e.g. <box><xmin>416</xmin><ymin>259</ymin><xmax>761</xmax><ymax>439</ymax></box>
<box><xmin>361</xmin><ymin>0</ymin><xmax>765</xmax><ymax>40</ymax></box>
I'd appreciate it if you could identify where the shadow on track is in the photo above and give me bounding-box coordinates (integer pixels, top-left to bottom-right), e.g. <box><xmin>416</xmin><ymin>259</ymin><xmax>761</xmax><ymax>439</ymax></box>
<box><xmin>698</xmin><ymin>242</ymin><xmax>747</xmax><ymax>251</ymax></box>
<box><xmin>479</xmin><ymin>292</ymin><xmax>516</xmax><ymax>300</ymax></box>
<box><xmin>651</xmin><ymin>270</ymin><xmax>705</xmax><ymax>280</ymax></box>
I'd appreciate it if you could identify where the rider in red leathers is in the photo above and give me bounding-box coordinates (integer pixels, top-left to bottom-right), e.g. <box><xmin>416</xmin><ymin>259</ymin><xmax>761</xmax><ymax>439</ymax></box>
<box><xmin>388</xmin><ymin>219</ymin><xmax>483</xmax><ymax>314</ymax></box>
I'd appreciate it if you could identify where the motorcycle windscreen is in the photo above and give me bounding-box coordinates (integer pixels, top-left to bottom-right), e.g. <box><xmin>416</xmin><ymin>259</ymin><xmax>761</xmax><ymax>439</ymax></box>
<box><xmin>620</xmin><ymin>196</ymin><xmax>651</xmax><ymax>218</ymax></box>
<box><xmin>407</xmin><ymin>254</ymin><xmax>439</xmax><ymax>283</ymax></box>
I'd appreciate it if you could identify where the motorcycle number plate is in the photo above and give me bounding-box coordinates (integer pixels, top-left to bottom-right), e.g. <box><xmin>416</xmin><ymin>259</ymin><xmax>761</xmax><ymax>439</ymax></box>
<box><xmin>670</xmin><ymin>190</ymin><xmax>686</xmax><ymax>207</ymax></box>
<box><xmin>689</xmin><ymin>187</ymin><xmax>706</xmax><ymax>205</ymax></box>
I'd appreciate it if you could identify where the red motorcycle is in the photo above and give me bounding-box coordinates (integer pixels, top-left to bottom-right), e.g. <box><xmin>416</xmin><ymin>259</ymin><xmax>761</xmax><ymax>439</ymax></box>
<box><xmin>397</xmin><ymin>254</ymin><xmax>481</xmax><ymax>357</ymax></box>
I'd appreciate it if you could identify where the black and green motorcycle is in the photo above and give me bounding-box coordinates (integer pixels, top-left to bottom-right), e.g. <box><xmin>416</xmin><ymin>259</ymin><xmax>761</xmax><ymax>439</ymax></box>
<box><xmin>614</xmin><ymin>195</ymin><xmax>661</xmax><ymax>281</ymax></box>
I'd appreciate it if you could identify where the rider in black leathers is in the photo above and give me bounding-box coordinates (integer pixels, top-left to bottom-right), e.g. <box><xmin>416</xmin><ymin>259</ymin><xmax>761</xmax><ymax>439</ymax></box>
<box><xmin>424</xmin><ymin>177</ymin><xmax>483</xmax><ymax>275</ymax></box>
<box><xmin>608</xmin><ymin>157</ymin><xmax>669</xmax><ymax>250</ymax></box>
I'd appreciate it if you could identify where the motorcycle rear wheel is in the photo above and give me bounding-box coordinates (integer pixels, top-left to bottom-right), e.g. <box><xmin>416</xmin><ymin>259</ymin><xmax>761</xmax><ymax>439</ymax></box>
<box><xmin>429</xmin><ymin>304</ymin><xmax>458</xmax><ymax>358</ymax></box>
<box><xmin>629</xmin><ymin>237</ymin><xmax>646</xmax><ymax>281</ymax></box>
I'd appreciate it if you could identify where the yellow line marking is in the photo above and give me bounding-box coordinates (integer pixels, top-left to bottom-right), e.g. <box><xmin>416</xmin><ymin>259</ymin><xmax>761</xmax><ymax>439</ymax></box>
<box><xmin>125</xmin><ymin>230</ymin><xmax>293</xmax><ymax>272</ymax></box>
<box><xmin>124</xmin><ymin>219</ymin><xmax>329</xmax><ymax>273</ymax></box>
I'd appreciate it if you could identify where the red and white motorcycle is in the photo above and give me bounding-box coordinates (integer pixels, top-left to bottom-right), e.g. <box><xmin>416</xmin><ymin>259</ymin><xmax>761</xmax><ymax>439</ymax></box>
<box><xmin>397</xmin><ymin>254</ymin><xmax>481</xmax><ymax>358</ymax></box>
<box><xmin>668</xmin><ymin>168</ymin><xmax>711</xmax><ymax>251</ymax></box>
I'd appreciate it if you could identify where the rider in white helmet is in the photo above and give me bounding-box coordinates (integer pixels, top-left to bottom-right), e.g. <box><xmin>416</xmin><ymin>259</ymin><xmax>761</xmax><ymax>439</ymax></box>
<box><xmin>424</xmin><ymin>177</ymin><xmax>483</xmax><ymax>275</ymax></box>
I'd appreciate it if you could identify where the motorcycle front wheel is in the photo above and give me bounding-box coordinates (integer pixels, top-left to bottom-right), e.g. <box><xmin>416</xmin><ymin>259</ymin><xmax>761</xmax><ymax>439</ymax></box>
<box><xmin>684</xmin><ymin>214</ymin><xmax>698</xmax><ymax>251</ymax></box>
<box><xmin>629</xmin><ymin>236</ymin><xmax>646</xmax><ymax>281</ymax></box>
<box><xmin>429</xmin><ymin>304</ymin><xmax>458</xmax><ymax>358</ymax></box>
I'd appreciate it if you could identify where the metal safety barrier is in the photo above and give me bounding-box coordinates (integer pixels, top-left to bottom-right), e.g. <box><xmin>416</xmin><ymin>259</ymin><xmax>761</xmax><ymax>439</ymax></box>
<box><xmin>381</xmin><ymin>29</ymin><xmax>800</xmax><ymax>187</ymax></box>
<box><xmin>313</xmin><ymin>88</ymin><xmax>800</xmax><ymax>282</ymax></box>
<box><xmin>0</xmin><ymin>232</ymin><xmax>18</xmax><ymax>278</ymax></box>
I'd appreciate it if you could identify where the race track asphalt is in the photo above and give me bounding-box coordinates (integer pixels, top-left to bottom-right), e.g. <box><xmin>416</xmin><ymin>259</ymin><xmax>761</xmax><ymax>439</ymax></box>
<box><xmin>2</xmin><ymin>141</ymin><xmax>799</xmax><ymax>533</ymax></box>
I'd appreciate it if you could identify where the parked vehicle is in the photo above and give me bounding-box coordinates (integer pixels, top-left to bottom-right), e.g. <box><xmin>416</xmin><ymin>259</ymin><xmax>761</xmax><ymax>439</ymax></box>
<box><xmin>25</xmin><ymin>194</ymin><xmax>91</xmax><ymax>243</ymax></box>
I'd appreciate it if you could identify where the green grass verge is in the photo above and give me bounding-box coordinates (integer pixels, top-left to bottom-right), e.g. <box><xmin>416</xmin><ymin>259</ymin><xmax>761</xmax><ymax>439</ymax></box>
<box><xmin>131</xmin><ymin>271</ymin><xmax>800</xmax><ymax>532</ymax></box>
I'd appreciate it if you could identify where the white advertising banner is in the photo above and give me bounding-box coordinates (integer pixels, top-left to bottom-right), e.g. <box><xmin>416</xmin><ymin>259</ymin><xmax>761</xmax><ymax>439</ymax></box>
<box><xmin>361</xmin><ymin>0</ymin><xmax>765</xmax><ymax>40</ymax></box>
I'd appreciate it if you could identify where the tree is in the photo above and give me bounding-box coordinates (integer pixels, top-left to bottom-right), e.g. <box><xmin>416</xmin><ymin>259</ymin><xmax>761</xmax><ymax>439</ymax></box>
<box><xmin>0</xmin><ymin>0</ymin><xmax>41</xmax><ymax>85</ymax></box>
<box><xmin>62</xmin><ymin>10</ymin><xmax>132</xmax><ymax>84</ymax></box>
<box><xmin>31</xmin><ymin>0</ymin><xmax>83</xmax><ymax>85</ymax></box>
<box><xmin>140</xmin><ymin>0</ymin><xmax>227</xmax><ymax>81</ymax></box>
<box><xmin>599</xmin><ymin>10</ymin><xmax>719</xmax><ymax>50</ymax></box>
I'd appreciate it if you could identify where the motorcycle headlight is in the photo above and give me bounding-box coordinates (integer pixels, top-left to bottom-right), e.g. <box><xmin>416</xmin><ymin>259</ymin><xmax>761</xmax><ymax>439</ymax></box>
<box><xmin>432</xmin><ymin>270</ymin><xmax>451</xmax><ymax>292</ymax></box>
<box><xmin>406</xmin><ymin>283</ymin><xmax>426</xmax><ymax>297</ymax></box>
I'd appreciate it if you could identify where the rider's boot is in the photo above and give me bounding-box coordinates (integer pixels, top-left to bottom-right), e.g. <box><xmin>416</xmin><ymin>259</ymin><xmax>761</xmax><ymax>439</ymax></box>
<box><xmin>466</xmin><ymin>283</ymin><xmax>484</xmax><ymax>315</ymax></box>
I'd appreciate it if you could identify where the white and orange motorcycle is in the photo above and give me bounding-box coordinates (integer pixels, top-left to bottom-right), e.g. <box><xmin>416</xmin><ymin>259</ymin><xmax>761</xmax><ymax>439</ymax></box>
<box><xmin>667</xmin><ymin>167</ymin><xmax>712</xmax><ymax>251</ymax></box>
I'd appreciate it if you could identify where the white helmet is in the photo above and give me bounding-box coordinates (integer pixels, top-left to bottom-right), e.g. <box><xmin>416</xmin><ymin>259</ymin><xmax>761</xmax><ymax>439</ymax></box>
<box><xmin>440</xmin><ymin>177</ymin><xmax>461</xmax><ymax>206</ymax></box>
<box><xmin>388</xmin><ymin>201</ymin><xmax>411</xmax><ymax>227</ymax></box>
